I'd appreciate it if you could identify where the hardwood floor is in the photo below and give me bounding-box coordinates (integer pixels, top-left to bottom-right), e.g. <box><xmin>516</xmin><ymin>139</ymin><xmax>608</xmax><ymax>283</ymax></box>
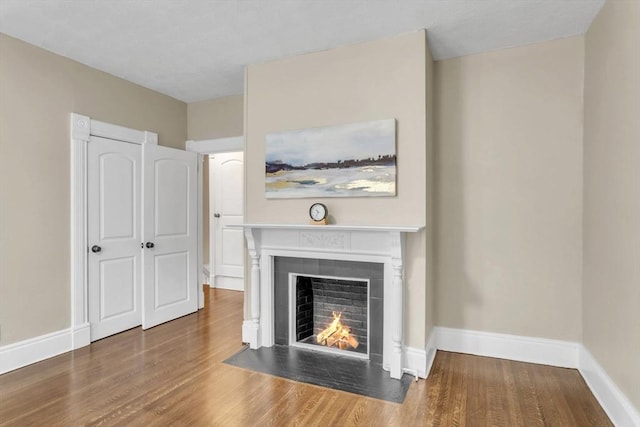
<box><xmin>0</xmin><ymin>289</ymin><xmax>611</xmax><ymax>426</ymax></box>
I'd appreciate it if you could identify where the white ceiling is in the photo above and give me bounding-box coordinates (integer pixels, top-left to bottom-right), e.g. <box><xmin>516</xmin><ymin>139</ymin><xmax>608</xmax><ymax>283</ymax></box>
<box><xmin>0</xmin><ymin>0</ymin><xmax>605</xmax><ymax>103</ymax></box>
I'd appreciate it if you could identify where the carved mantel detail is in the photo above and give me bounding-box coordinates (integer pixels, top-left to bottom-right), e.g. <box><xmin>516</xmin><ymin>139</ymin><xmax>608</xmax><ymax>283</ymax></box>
<box><xmin>299</xmin><ymin>231</ymin><xmax>348</xmax><ymax>249</ymax></box>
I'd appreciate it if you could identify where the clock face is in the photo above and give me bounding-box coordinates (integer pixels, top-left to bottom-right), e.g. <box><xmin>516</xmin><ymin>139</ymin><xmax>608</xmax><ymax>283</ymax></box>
<box><xmin>309</xmin><ymin>203</ymin><xmax>327</xmax><ymax>221</ymax></box>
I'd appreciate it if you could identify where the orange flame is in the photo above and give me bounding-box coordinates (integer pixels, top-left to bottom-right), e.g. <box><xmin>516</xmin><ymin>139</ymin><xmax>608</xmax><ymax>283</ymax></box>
<box><xmin>316</xmin><ymin>312</ymin><xmax>359</xmax><ymax>350</ymax></box>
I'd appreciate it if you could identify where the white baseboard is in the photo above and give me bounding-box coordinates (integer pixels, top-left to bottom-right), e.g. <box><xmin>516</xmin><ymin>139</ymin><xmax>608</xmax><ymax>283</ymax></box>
<box><xmin>403</xmin><ymin>346</ymin><xmax>427</xmax><ymax>378</ymax></box>
<box><xmin>215</xmin><ymin>276</ymin><xmax>244</xmax><ymax>291</ymax></box>
<box><xmin>72</xmin><ymin>323</ymin><xmax>91</xmax><ymax>349</ymax></box>
<box><xmin>424</xmin><ymin>329</ymin><xmax>438</xmax><ymax>378</ymax></box>
<box><xmin>579</xmin><ymin>346</ymin><xmax>640</xmax><ymax>427</ymax></box>
<box><xmin>1</xmin><ymin>328</ymin><xmax>69</xmax><ymax>374</ymax></box>
<box><xmin>434</xmin><ymin>326</ymin><xmax>580</xmax><ymax>368</ymax></box>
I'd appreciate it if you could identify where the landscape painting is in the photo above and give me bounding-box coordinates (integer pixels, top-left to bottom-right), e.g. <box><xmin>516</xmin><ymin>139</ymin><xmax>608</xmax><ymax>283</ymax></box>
<box><xmin>265</xmin><ymin>119</ymin><xmax>396</xmax><ymax>198</ymax></box>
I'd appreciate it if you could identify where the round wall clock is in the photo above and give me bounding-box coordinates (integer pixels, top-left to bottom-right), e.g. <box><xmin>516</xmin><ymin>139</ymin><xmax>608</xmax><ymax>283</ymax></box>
<box><xmin>309</xmin><ymin>203</ymin><xmax>328</xmax><ymax>225</ymax></box>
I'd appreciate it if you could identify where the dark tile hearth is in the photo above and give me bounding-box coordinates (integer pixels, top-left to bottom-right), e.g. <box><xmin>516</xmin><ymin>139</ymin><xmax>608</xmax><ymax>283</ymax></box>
<box><xmin>224</xmin><ymin>345</ymin><xmax>412</xmax><ymax>403</ymax></box>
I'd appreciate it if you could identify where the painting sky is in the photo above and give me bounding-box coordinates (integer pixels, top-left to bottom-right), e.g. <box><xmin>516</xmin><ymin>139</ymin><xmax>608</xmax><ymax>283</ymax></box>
<box><xmin>265</xmin><ymin>119</ymin><xmax>396</xmax><ymax>166</ymax></box>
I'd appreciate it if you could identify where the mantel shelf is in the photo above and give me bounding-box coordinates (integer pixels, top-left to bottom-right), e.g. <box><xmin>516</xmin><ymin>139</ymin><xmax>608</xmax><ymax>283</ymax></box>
<box><xmin>230</xmin><ymin>223</ymin><xmax>423</xmax><ymax>233</ymax></box>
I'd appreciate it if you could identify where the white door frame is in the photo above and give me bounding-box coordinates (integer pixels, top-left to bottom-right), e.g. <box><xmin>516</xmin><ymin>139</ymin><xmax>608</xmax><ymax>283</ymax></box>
<box><xmin>70</xmin><ymin>113</ymin><xmax>158</xmax><ymax>350</ymax></box>
<box><xmin>185</xmin><ymin>137</ymin><xmax>245</xmax><ymax>299</ymax></box>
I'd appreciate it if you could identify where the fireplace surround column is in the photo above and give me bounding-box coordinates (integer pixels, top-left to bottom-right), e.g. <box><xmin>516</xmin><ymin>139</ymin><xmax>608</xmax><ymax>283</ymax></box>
<box><xmin>243</xmin><ymin>228</ymin><xmax>261</xmax><ymax>349</ymax></box>
<box><xmin>390</xmin><ymin>232</ymin><xmax>404</xmax><ymax>379</ymax></box>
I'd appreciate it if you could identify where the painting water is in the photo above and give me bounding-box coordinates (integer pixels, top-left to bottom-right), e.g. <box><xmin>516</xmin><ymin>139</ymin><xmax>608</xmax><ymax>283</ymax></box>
<box><xmin>265</xmin><ymin>119</ymin><xmax>396</xmax><ymax>198</ymax></box>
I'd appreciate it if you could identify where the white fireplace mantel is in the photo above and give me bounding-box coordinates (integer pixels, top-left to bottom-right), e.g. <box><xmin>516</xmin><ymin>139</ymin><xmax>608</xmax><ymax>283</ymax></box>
<box><xmin>235</xmin><ymin>223</ymin><xmax>423</xmax><ymax>379</ymax></box>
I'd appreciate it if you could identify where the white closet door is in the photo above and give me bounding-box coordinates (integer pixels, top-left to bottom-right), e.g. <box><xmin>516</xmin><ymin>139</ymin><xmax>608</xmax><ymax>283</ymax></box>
<box><xmin>142</xmin><ymin>144</ymin><xmax>198</xmax><ymax>329</ymax></box>
<box><xmin>88</xmin><ymin>136</ymin><xmax>142</xmax><ymax>340</ymax></box>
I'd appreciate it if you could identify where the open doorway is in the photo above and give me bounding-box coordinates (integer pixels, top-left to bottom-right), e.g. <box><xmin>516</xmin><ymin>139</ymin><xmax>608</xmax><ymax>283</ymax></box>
<box><xmin>186</xmin><ymin>136</ymin><xmax>245</xmax><ymax>307</ymax></box>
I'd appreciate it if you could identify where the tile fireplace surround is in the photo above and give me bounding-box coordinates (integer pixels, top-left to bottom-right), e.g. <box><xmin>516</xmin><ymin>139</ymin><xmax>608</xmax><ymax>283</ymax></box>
<box><xmin>235</xmin><ymin>224</ymin><xmax>422</xmax><ymax>379</ymax></box>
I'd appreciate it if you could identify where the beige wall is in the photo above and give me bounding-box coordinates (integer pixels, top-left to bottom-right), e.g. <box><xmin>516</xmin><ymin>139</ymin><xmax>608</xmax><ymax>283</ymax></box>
<box><xmin>245</xmin><ymin>31</ymin><xmax>432</xmax><ymax>348</ymax></box>
<box><xmin>583</xmin><ymin>0</ymin><xmax>640</xmax><ymax>408</ymax></box>
<box><xmin>435</xmin><ymin>37</ymin><xmax>585</xmax><ymax>341</ymax></box>
<box><xmin>187</xmin><ymin>95</ymin><xmax>244</xmax><ymax>141</ymax></box>
<box><xmin>187</xmin><ymin>95</ymin><xmax>244</xmax><ymax>266</ymax></box>
<box><xmin>0</xmin><ymin>34</ymin><xmax>187</xmax><ymax>345</ymax></box>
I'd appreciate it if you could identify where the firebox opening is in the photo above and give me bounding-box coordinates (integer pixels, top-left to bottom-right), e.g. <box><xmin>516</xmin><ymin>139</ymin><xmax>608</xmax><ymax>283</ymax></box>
<box><xmin>291</xmin><ymin>274</ymin><xmax>369</xmax><ymax>358</ymax></box>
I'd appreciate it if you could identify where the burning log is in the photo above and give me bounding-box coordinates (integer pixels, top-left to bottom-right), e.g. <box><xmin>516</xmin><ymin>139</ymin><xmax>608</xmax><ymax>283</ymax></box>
<box><xmin>316</xmin><ymin>316</ymin><xmax>340</xmax><ymax>344</ymax></box>
<box><xmin>316</xmin><ymin>312</ymin><xmax>359</xmax><ymax>350</ymax></box>
<box><xmin>345</xmin><ymin>334</ymin><xmax>359</xmax><ymax>348</ymax></box>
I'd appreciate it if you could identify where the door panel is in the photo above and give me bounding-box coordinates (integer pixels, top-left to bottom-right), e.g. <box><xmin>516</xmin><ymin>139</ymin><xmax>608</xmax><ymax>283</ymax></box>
<box><xmin>143</xmin><ymin>144</ymin><xmax>198</xmax><ymax>329</ymax></box>
<box><xmin>88</xmin><ymin>136</ymin><xmax>142</xmax><ymax>341</ymax></box>
<box><xmin>100</xmin><ymin>154</ymin><xmax>136</xmax><ymax>239</ymax></box>
<box><xmin>155</xmin><ymin>160</ymin><xmax>189</xmax><ymax>236</ymax></box>
<box><xmin>212</xmin><ymin>152</ymin><xmax>245</xmax><ymax>289</ymax></box>
<box><xmin>100</xmin><ymin>257</ymin><xmax>136</xmax><ymax>318</ymax></box>
<box><xmin>155</xmin><ymin>252</ymin><xmax>189</xmax><ymax>307</ymax></box>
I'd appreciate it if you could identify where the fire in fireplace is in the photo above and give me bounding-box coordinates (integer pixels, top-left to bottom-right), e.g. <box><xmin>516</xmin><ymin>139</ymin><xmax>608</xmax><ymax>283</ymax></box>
<box><xmin>273</xmin><ymin>257</ymin><xmax>384</xmax><ymax>364</ymax></box>
<box><xmin>290</xmin><ymin>274</ymin><xmax>369</xmax><ymax>359</ymax></box>
<box><xmin>316</xmin><ymin>312</ymin><xmax>359</xmax><ymax>350</ymax></box>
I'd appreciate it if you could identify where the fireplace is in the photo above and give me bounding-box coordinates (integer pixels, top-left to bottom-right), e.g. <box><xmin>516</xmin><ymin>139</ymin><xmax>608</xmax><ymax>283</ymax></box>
<box><xmin>238</xmin><ymin>224</ymin><xmax>422</xmax><ymax>379</ymax></box>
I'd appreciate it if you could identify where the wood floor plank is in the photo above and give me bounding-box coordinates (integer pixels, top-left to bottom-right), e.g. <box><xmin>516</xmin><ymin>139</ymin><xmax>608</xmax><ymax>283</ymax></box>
<box><xmin>0</xmin><ymin>289</ymin><xmax>612</xmax><ymax>426</ymax></box>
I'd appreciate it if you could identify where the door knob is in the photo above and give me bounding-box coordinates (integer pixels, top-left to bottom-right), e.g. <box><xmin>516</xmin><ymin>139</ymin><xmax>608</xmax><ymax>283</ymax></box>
<box><xmin>91</xmin><ymin>245</ymin><xmax>102</xmax><ymax>253</ymax></box>
<box><xmin>214</xmin><ymin>213</ymin><xmax>221</xmax><ymax>218</ymax></box>
<box><xmin>146</xmin><ymin>242</ymin><xmax>155</xmax><ymax>249</ymax></box>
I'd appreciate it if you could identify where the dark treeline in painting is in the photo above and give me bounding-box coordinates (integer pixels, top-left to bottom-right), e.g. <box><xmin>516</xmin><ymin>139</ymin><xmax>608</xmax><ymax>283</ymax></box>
<box><xmin>266</xmin><ymin>154</ymin><xmax>396</xmax><ymax>174</ymax></box>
